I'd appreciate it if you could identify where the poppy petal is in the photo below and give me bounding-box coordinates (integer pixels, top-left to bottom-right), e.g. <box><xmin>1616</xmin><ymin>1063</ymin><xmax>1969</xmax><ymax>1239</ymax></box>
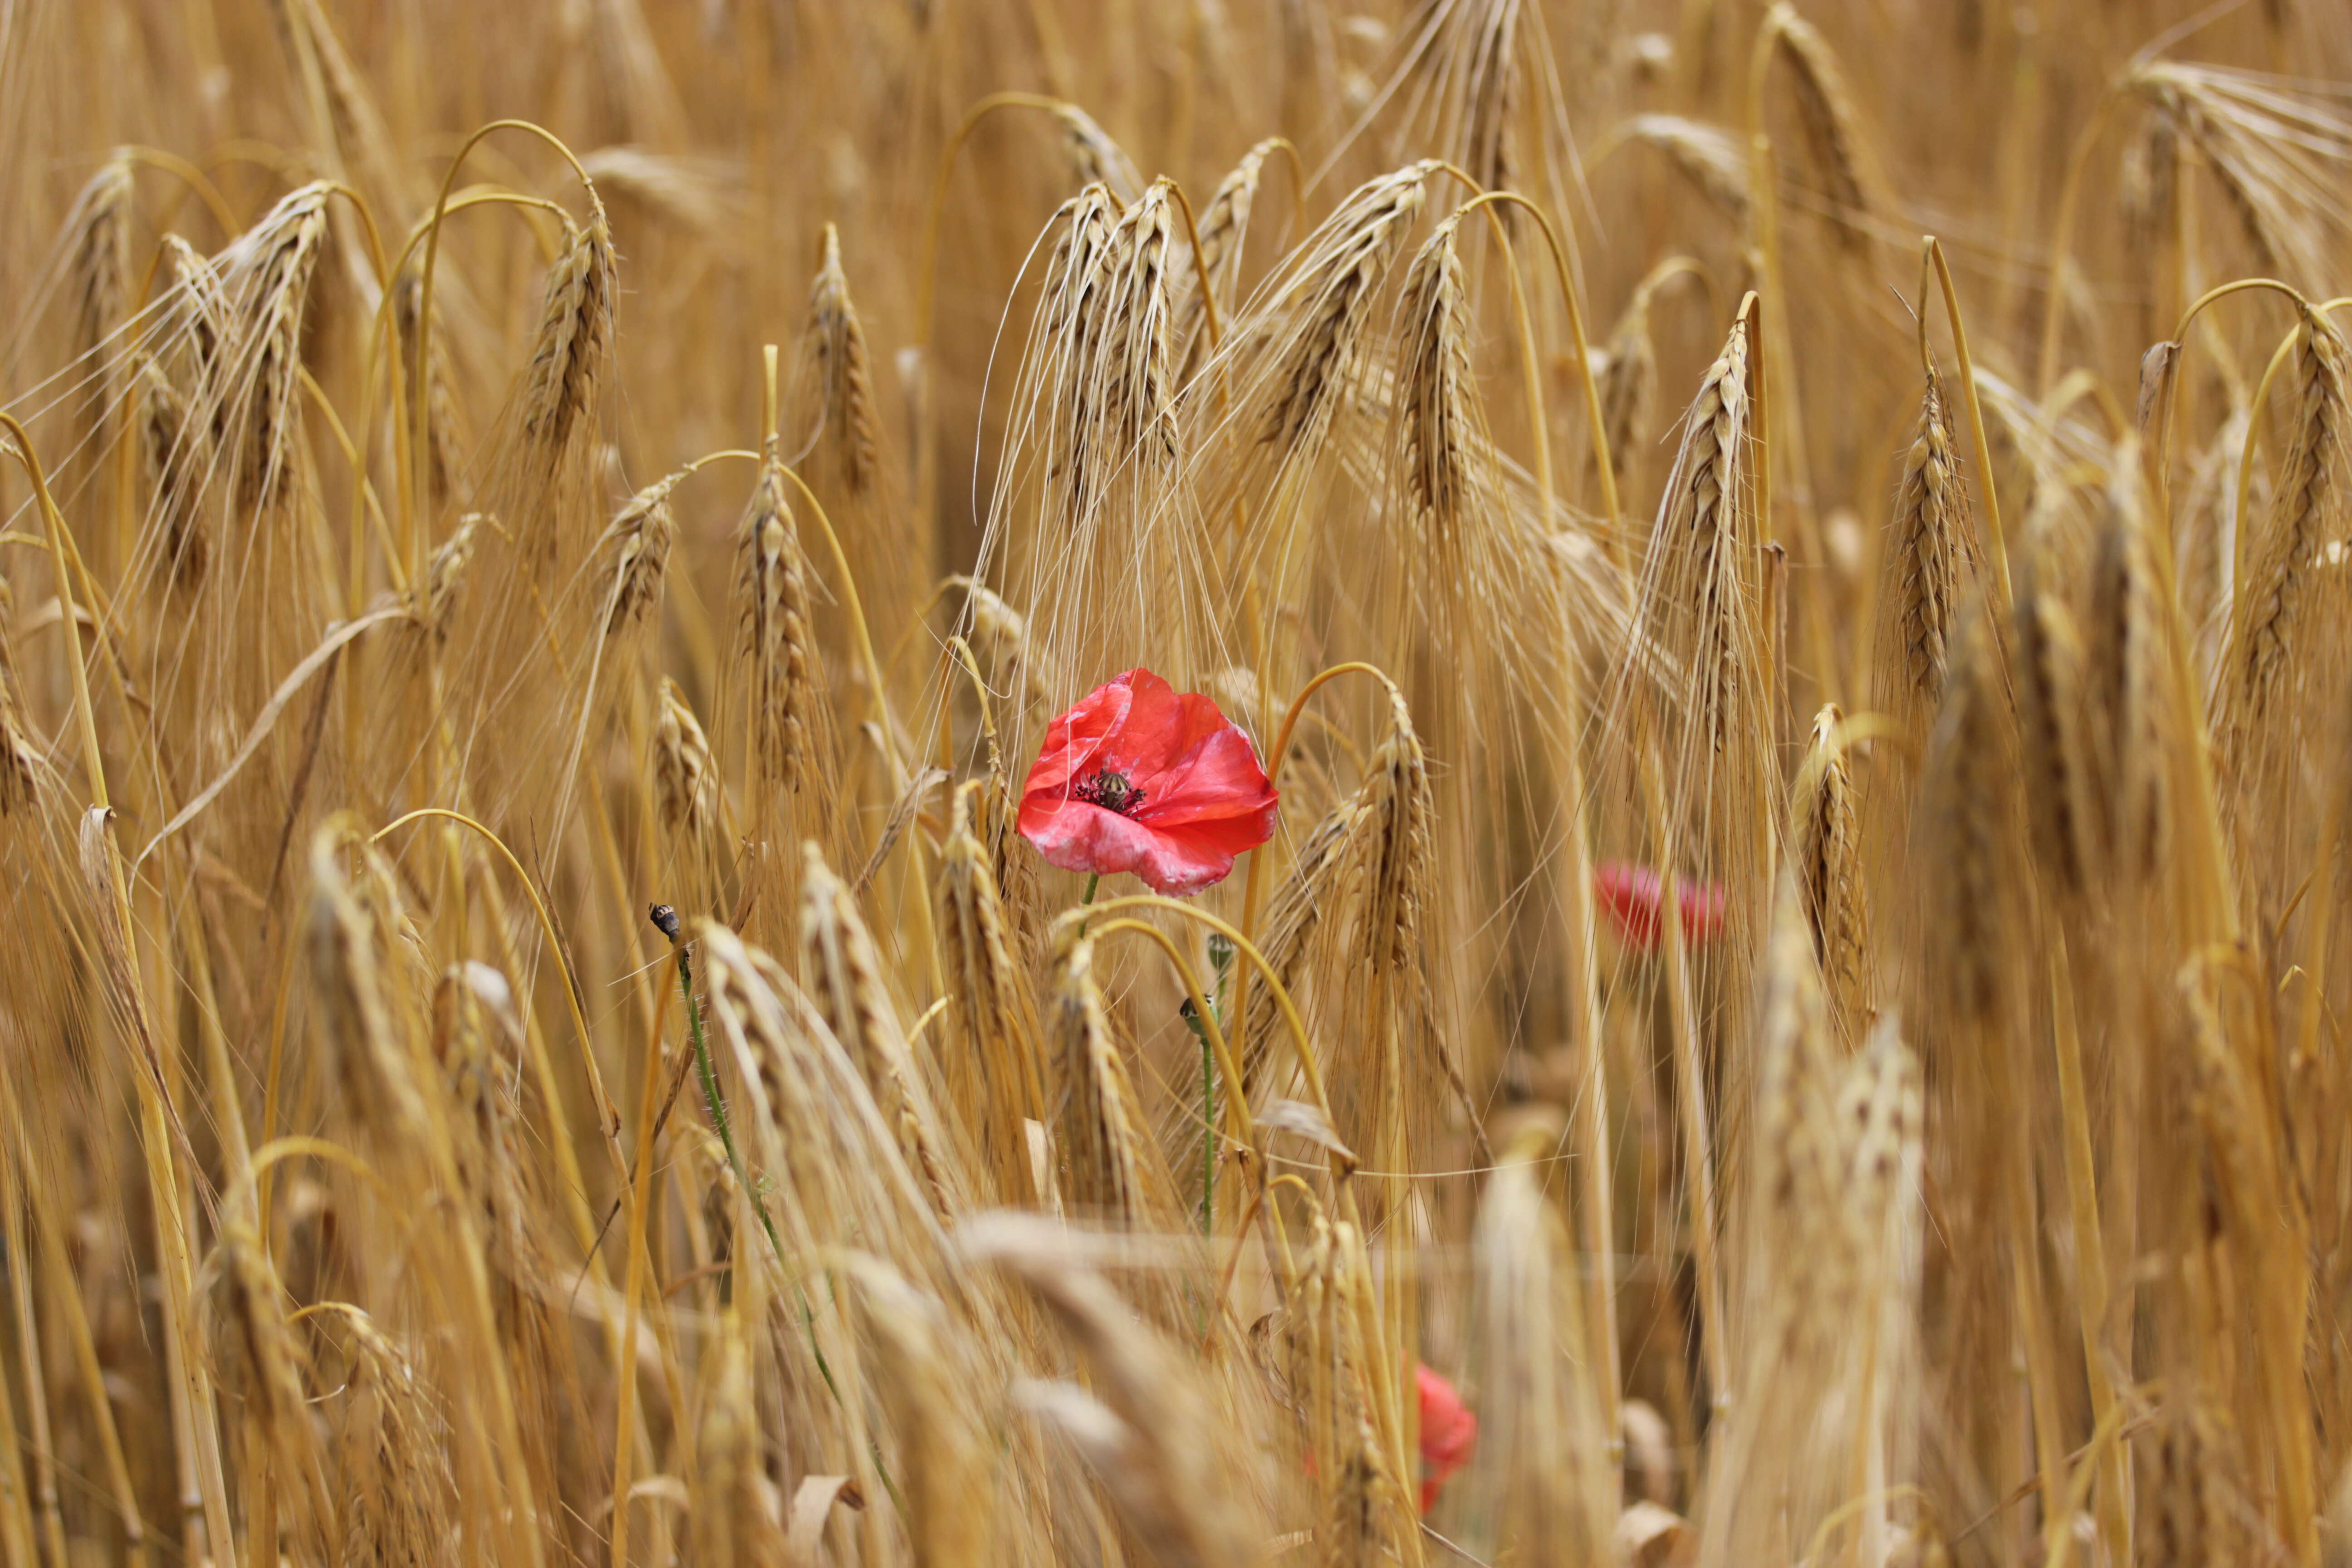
<box><xmin>1016</xmin><ymin>798</ymin><xmax>1244</xmax><ymax>896</ymax></box>
<box><xmin>1134</xmin><ymin>724</ymin><xmax>1278</xmax><ymax>828</ymax></box>
<box><xmin>1022</xmin><ymin>677</ymin><xmax>1136</xmax><ymax>798</ymax></box>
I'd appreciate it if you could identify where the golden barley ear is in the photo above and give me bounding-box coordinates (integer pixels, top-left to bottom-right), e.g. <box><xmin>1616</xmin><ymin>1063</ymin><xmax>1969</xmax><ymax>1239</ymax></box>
<box><xmin>2221</xmin><ymin>302</ymin><xmax>2349</xmax><ymax>818</ymax></box>
<box><xmin>594</xmin><ymin>470</ymin><xmax>682</xmax><ymax>637</ymax></box>
<box><xmin>1051</xmin><ymin>103</ymin><xmax>1143</xmax><ymax>201</ymax></box>
<box><xmin>519</xmin><ymin>206</ymin><xmax>617</xmax><ymax>475</ymax></box>
<box><xmin>1793</xmin><ymin>704</ymin><xmax>1871</xmax><ymax>1047</ymax></box>
<box><xmin>1258</xmin><ymin>161</ymin><xmax>1439</xmax><ymax>457</ymax></box>
<box><xmin>0</xmin><ymin>601</ymin><xmax>38</xmax><ymax>819</ymax></box>
<box><xmin>64</xmin><ymin>152</ymin><xmax>135</xmax><ymax>429</ymax></box>
<box><xmin>2010</xmin><ymin>544</ymin><xmax>2101</xmax><ymax>910</ymax></box>
<box><xmin>1043</xmin><ymin>926</ymin><xmax>1176</xmax><ymax>1230</ymax></box>
<box><xmin>1295</xmin><ymin>1210</ymin><xmax>1414</xmax><ymax>1562</ymax></box>
<box><xmin>333</xmin><ymin>1309</ymin><xmax>456</xmax><ymax>1568</ymax></box>
<box><xmin>206</xmin><ymin>1226</ymin><xmax>333</xmax><ymax>1536</ymax></box>
<box><xmin>734</xmin><ymin>458</ymin><xmax>820</xmax><ymax>792</ymax></box>
<box><xmin>1392</xmin><ymin>216</ymin><xmax>1481</xmax><ymax>568</ymax></box>
<box><xmin>801</xmin><ymin>842</ymin><xmax>961</xmax><ymax>1215</ymax></box>
<box><xmin>1468</xmin><ymin>1122</ymin><xmax>1617</xmax><ymax>1563</ymax></box>
<box><xmin>2081</xmin><ymin>465</ymin><xmax>2170</xmax><ymax>896</ymax></box>
<box><xmin>1596</xmin><ymin>270</ymin><xmax>1668</xmax><ymax>496</ymax></box>
<box><xmin>1876</xmin><ymin>359</ymin><xmax>1974</xmax><ymax>741</ymax></box>
<box><xmin>2126</xmin><ymin>62</ymin><xmax>2352</xmax><ymax>290</ymax></box>
<box><xmin>652</xmin><ymin>676</ymin><xmax>715</xmax><ymax>838</ymax></box>
<box><xmin>1617</xmin><ymin>115</ymin><xmax>1753</xmax><ymax>221</ymax></box>
<box><xmin>1763</xmin><ymin>4</ymin><xmax>1882</xmax><ymax>250</ymax></box>
<box><xmin>962</xmin><ymin>1212</ymin><xmax>1264</xmax><ymax>1566</ymax></box>
<box><xmin>937</xmin><ymin>781</ymin><xmax>1045</xmax><ymax>1206</ymax></box>
<box><xmin>1914</xmin><ymin>598</ymin><xmax>2020</xmax><ymax>1032</ymax></box>
<box><xmin>1176</xmin><ymin>137</ymin><xmax>1281</xmax><ymax>377</ymax></box>
<box><xmin>396</xmin><ymin>260</ymin><xmax>469</xmax><ymax>505</ymax></box>
<box><xmin>807</xmin><ymin>223</ymin><xmax>883</xmax><ymax>497</ymax></box>
<box><xmin>690</xmin><ymin>1326</ymin><xmax>783</xmax><ymax>1568</ymax></box>
<box><xmin>216</xmin><ymin>182</ymin><xmax>333</xmax><ymax>510</ymax></box>
<box><xmin>1612</xmin><ymin>309</ymin><xmax>1773</xmax><ymax>960</ymax></box>
<box><xmin>843</xmin><ymin>1255</ymin><xmax>995</xmax><ymax>1568</ymax></box>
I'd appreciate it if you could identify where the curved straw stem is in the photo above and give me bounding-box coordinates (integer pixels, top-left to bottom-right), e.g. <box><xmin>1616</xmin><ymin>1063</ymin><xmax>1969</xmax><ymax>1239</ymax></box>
<box><xmin>1160</xmin><ymin>178</ymin><xmax>1224</xmax><ymax>352</ymax></box>
<box><xmin>2160</xmin><ymin>278</ymin><xmax>2313</xmax><ymax>490</ymax></box>
<box><xmin>122</xmin><ymin>145</ymin><xmax>240</xmax><ymax>234</ymax></box>
<box><xmin>1059</xmin><ymin>895</ymin><xmax>1333</xmax><ymax>1123</ymax></box>
<box><xmin>1084</xmin><ymin>916</ymin><xmax>1254</xmax><ymax>1152</ymax></box>
<box><xmin>916</xmin><ymin>93</ymin><xmax>1076</xmax><ymax>357</ymax></box>
<box><xmin>412</xmin><ymin>119</ymin><xmax>599</xmax><ymax>549</ymax></box>
<box><xmin>353</xmin><ymin>189</ymin><xmax>571</xmax><ymax>586</ymax></box>
<box><xmin>1449</xmin><ymin>188</ymin><xmax>1621</xmax><ymax>538</ymax></box>
<box><xmin>1235</xmin><ymin>661</ymin><xmax>1401</xmax><ymax>1067</ymax></box>
<box><xmin>913</xmin><ymin>92</ymin><xmax>1081</xmax><ymax>519</ymax></box>
<box><xmin>370</xmin><ymin>807</ymin><xmax>626</xmax><ymax>1168</ymax></box>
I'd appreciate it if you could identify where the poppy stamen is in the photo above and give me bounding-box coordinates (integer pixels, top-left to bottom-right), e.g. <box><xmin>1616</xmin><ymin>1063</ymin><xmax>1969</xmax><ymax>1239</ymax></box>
<box><xmin>1071</xmin><ymin>768</ymin><xmax>1147</xmax><ymax>817</ymax></box>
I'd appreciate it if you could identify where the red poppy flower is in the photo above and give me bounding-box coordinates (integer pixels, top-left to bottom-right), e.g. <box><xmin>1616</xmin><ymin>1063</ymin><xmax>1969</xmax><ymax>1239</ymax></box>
<box><xmin>1416</xmin><ymin>1363</ymin><xmax>1477</xmax><ymax>1514</ymax></box>
<box><xmin>1018</xmin><ymin>669</ymin><xmax>1279</xmax><ymax>897</ymax></box>
<box><xmin>1594</xmin><ymin>860</ymin><xmax>1726</xmax><ymax>952</ymax></box>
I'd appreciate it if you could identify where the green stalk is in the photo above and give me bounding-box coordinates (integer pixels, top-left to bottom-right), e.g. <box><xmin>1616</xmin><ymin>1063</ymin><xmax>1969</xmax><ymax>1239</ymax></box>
<box><xmin>676</xmin><ymin>943</ymin><xmax>780</xmax><ymax>1262</ymax></box>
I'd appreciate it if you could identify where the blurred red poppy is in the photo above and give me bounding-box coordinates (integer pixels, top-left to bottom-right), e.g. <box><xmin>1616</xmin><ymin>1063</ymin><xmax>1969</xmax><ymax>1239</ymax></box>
<box><xmin>1018</xmin><ymin>669</ymin><xmax>1279</xmax><ymax>897</ymax></box>
<box><xmin>1417</xmin><ymin>1363</ymin><xmax>1477</xmax><ymax>1514</ymax></box>
<box><xmin>1594</xmin><ymin>860</ymin><xmax>1726</xmax><ymax>951</ymax></box>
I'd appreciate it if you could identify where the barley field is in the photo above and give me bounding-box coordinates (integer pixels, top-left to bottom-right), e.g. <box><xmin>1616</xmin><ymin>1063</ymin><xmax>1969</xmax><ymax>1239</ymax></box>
<box><xmin>0</xmin><ymin>1</ymin><xmax>2347</xmax><ymax>1564</ymax></box>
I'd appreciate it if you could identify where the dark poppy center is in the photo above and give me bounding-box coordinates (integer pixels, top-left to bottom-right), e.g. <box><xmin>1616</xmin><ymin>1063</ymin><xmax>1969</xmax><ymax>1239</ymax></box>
<box><xmin>1072</xmin><ymin>768</ymin><xmax>1146</xmax><ymax>817</ymax></box>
